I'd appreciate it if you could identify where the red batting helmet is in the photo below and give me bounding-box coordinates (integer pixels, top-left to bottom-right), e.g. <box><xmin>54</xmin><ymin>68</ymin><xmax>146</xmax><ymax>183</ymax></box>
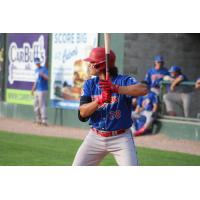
<box><xmin>84</xmin><ymin>47</ymin><xmax>116</xmax><ymax>69</ymax></box>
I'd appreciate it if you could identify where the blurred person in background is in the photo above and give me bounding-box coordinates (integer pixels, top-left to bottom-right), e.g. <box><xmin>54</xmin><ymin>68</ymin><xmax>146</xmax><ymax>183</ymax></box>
<box><xmin>145</xmin><ymin>55</ymin><xmax>169</xmax><ymax>95</ymax></box>
<box><xmin>163</xmin><ymin>65</ymin><xmax>191</xmax><ymax>117</ymax></box>
<box><xmin>131</xmin><ymin>81</ymin><xmax>159</xmax><ymax>136</ymax></box>
<box><xmin>31</xmin><ymin>58</ymin><xmax>49</xmax><ymax>126</ymax></box>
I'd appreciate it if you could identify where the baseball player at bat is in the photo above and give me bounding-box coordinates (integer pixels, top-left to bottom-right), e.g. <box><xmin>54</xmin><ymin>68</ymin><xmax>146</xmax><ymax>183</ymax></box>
<box><xmin>72</xmin><ymin>47</ymin><xmax>148</xmax><ymax>166</ymax></box>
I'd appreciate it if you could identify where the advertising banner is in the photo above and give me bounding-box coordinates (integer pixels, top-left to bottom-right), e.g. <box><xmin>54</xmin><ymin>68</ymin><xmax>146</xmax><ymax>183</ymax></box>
<box><xmin>50</xmin><ymin>33</ymin><xmax>98</xmax><ymax>109</ymax></box>
<box><xmin>6</xmin><ymin>33</ymin><xmax>48</xmax><ymax>105</ymax></box>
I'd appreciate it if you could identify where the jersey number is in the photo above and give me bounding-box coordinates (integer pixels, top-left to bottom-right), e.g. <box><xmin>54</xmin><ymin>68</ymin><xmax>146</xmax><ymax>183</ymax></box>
<box><xmin>109</xmin><ymin>110</ymin><xmax>121</xmax><ymax>120</ymax></box>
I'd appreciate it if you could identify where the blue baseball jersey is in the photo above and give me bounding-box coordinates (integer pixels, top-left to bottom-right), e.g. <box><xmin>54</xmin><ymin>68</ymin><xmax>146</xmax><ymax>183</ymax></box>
<box><xmin>145</xmin><ymin>68</ymin><xmax>169</xmax><ymax>88</ymax></box>
<box><xmin>35</xmin><ymin>66</ymin><xmax>48</xmax><ymax>91</ymax></box>
<box><xmin>81</xmin><ymin>75</ymin><xmax>138</xmax><ymax>131</ymax></box>
<box><xmin>137</xmin><ymin>91</ymin><xmax>158</xmax><ymax>111</ymax></box>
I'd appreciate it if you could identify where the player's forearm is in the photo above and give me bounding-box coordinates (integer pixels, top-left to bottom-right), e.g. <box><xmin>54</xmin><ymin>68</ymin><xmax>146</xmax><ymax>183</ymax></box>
<box><xmin>39</xmin><ymin>72</ymin><xmax>48</xmax><ymax>80</ymax></box>
<box><xmin>195</xmin><ymin>81</ymin><xmax>200</xmax><ymax>89</ymax></box>
<box><xmin>134</xmin><ymin>106</ymin><xmax>141</xmax><ymax>113</ymax></box>
<box><xmin>118</xmin><ymin>84</ymin><xmax>148</xmax><ymax>96</ymax></box>
<box><xmin>171</xmin><ymin>77</ymin><xmax>183</xmax><ymax>88</ymax></box>
<box><xmin>41</xmin><ymin>74</ymin><xmax>49</xmax><ymax>80</ymax></box>
<box><xmin>196</xmin><ymin>84</ymin><xmax>200</xmax><ymax>89</ymax></box>
<box><xmin>79</xmin><ymin>101</ymin><xmax>99</xmax><ymax>118</ymax></box>
<box><xmin>136</xmin><ymin>106</ymin><xmax>144</xmax><ymax>113</ymax></box>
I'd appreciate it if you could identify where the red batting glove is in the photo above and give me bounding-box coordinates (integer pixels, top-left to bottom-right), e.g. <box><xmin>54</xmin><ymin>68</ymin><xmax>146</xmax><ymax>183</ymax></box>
<box><xmin>96</xmin><ymin>91</ymin><xmax>111</xmax><ymax>105</ymax></box>
<box><xmin>99</xmin><ymin>79</ymin><xmax>120</xmax><ymax>93</ymax></box>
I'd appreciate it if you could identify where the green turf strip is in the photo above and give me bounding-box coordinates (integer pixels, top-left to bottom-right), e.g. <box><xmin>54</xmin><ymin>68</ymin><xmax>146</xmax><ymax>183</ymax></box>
<box><xmin>0</xmin><ymin>131</ymin><xmax>200</xmax><ymax>166</ymax></box>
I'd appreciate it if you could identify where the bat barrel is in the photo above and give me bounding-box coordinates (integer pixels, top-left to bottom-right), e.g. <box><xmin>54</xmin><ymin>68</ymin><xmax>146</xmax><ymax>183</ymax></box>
<box><xmin>104</xmin><ymin>33</ymin><xmax>111</xmax><ymax>81</ymax></box>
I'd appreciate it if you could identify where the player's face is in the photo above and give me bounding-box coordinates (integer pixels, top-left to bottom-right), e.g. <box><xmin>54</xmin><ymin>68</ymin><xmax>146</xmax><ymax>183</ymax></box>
<box><xmin>88</xmin><ymin>62</ymin><xmax>99</xmax><ymax>76</ymax></box>
<box><xmin>36</xmin><ymin>63</ymin><xmax>41</xmax><ymax>67</ymax></box>
<box><xmin>155</xmin><ymin>61</ymin><xmax>163</xmax><ymax>70</ymax></box>
<box><xmin>170</xmin><ymin>72</ymin><xmax>177</xmax><ymax>78</ymax></box>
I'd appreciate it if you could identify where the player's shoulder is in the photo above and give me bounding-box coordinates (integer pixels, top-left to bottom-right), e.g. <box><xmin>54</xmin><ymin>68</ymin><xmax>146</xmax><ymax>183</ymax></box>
<box><xmin>151</xmin><ymin>67</ymin><xmax>169</xmax><ymax>75</ymax></box>
<box><xmin>41</xmin><ymin>66</ymin><xmax>48</xmax><ymax>71</ymax></box>
<box><xmin>148</xmin><ymin>91</ymin><xmax>157</xmax><ymax>97</ymax></box>
<box><xmin>137</xmin><ymin>95</ymin><xmax>143</xmax><ymax>101</ymax></box>
<box><xmin>84</xmin><ymin>76</ymin><xmax>99</xmax><ymax>86</ymax></box>
<box><xmin>148</xmin><ymin>67</ymin><xmax>168</xmax><ymax>73</ymax></box>
<box><xmin>146</xmin><ymin>68</ymin><xmax>155</xmax><ymax>73</ymax></box>
<box><xmin>161</xmin><ymin>67</ymin><xmax>170</xmax><ymax>74</ymax></box>
<box><xmin>148</xmin><ymin>91</ymin><xmax>158</xmax><ymax>102</ymax></box>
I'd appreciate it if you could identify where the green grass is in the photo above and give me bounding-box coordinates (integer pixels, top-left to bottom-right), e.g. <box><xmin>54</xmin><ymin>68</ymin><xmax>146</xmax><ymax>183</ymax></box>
<box><xmin>0</xmin><ymin>131</ymin><xmax>200</xmax><ymax>166</ymax></box>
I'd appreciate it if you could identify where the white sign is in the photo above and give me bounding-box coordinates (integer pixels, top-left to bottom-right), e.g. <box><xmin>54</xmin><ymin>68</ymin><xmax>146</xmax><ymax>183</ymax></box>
<box><xmin>50</xmin><ymin>33</ymin><xmax>98</xmax><ymax>109</ymax></box>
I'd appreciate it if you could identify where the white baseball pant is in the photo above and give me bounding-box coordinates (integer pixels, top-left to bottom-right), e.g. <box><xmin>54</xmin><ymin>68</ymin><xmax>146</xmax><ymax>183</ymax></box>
<box><xmin>34</xmin><ymin>91</ymin><xmax>48</xmax><ymax>123</ymax></box>
<box><xmin>163</xmin><ymin>92</ymin><xmax>191</xmax><ymax>117</ymax></box>
<box><xmin>72</xmin><ymin>129</ymin><xmax>138</xmax><ymax>166</ymax></box>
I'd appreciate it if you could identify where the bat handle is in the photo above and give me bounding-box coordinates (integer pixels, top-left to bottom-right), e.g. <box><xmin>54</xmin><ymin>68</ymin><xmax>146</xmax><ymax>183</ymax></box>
<box><xmin>105</xmin><ymin>53</ymin><xmax>110</xmax><ymax>81</ymax></box>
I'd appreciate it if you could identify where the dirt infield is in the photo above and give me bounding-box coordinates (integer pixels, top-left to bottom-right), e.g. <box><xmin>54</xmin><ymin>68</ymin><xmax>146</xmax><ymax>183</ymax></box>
<box><xmin>1</xmin><ymin>117</ymin><xmax>200</xmax><ymax>156</ymax></box>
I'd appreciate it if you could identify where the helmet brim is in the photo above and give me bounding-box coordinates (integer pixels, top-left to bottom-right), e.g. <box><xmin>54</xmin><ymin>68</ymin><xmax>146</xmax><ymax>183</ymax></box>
<box><xmin>83</xmin><ymin>58</ymin><xmax>106</xmax><ymax>65</ymax></box>
<box><xmin>83</xmin><ymin>57</ymin><xmax>95</xmax><ymax>63</ymax></box>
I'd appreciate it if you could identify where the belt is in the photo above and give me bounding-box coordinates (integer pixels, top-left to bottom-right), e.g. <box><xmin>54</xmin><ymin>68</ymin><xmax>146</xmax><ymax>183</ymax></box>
<box><xmin>92</xmin><ymin>128</ymin><xmax>126</xmax><ymax>137</ymax></box>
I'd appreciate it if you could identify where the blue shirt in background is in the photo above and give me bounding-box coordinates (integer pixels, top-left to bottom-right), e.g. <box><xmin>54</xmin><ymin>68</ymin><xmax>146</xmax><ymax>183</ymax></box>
<box><xmin>145</xmin><ymin>67</ymin><xmax>169</xmax><ymax>88</ymax></box>
<box><xmin>35</xmin><ymin>66</ymin><xmax>48</xmax><ymax>91</ymax></box>
<box><xmin>137</xmin><ymin>91</ymin><xmax>158</xmax><ymax>111</ymax></box>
